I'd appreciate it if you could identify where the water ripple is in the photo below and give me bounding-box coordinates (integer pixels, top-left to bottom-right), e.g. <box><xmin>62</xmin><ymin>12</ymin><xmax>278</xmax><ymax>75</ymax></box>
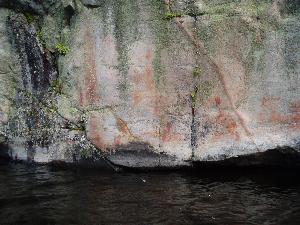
<box><xmin>0</xmin><ymin>164</ymin><xmax>300</xmax><ymax>225</ymax></box>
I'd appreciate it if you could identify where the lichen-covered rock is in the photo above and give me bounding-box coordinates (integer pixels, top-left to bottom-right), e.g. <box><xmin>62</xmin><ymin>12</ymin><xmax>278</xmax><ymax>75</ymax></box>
<box><xmin>0</xmin><ymin>0</ymin><xmax>299</xmax><ymax>169</ymax></box>
<box><xmin>0</xmin><ymin>0</ymin><xmax>57</xmax><ymax>14</ymax></box>
<box><xmin>80</xmin><ymin>0</ymin><xmax>103</xmax><ymax>8</ymax></box>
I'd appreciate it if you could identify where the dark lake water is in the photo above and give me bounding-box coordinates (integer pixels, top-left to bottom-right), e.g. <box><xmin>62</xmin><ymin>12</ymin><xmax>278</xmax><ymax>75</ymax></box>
<box><xmin>0</xmin><ymin>163</ymin><xmax>300</xmax><ymax>225</ymax></box>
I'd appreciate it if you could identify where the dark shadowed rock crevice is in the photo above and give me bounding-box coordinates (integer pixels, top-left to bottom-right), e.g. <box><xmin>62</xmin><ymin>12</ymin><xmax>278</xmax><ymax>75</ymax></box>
<box><xmin>193</xmin><ymin>147</ymin><xmax>300</xmax><ymax>169</ymax></box>
<box><xmin>0</xmin><ymin>136</ymin><xmax>9</xmax><ymax>162</ymax></box>
<box><xmin>7</xmin><ymin>14</ymin><xmax>56</xmax><ymax>95</ymax></box>
<box><xmin>105</xmin><ymin>142</ymin><xmax>190</xmax><ymax>170</ymax></box>
<box><xmin>6</xmin><ymin>13</ymin><xmax>58</xmax><ymax>156</ymax></box>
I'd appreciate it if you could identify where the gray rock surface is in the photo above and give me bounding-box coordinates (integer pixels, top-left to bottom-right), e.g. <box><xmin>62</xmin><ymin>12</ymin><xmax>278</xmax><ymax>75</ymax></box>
<box><xmin>80</xmin><ymin>0</ymin><xmax>103</xmax><ymax>8</ymax></box>
<box><xmin>0</xmin><ymin>0</ymin><xmax>57</xmax><ymax>14</ymax></box>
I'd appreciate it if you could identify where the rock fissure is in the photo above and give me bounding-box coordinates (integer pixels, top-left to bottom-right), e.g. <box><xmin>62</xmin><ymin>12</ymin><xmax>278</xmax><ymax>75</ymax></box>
<box><xmin>165</xmin><ymin>0</ymin><xmax>253</xmax><ymax>138</ymax></box>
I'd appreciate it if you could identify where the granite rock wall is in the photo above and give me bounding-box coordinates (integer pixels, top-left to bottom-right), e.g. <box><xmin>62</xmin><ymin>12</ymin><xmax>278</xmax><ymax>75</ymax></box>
<box><xmin>0</xmin><ymin>0</ymin><xmax>299</xmax><ymax>169</ymax></box>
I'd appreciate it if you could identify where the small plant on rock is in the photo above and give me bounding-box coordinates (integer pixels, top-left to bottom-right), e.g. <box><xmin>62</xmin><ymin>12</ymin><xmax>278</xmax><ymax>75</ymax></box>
<box><xmin>190</xmin><ymin>86</ymin><xmax>198</xmax><ymax>108</ymax></box>
<box><xmin>36</xmin><ymin>31</ymin><xmax>46</xmax><ymax>45</ymax></box>
<box><xmin>54</xmin><ymin>43</ymin><xmax>69</xmax><ymax>55</ymax></box>
<box><xmin>192</xmin><ymin>66</ymin><xmax>202</xmax><ymax>78</ymax></box>
<box><xmin>24</xmin><ymin>12</ymin><xmax>36</xmax><ymax>23</ymax></box>
<box><xmin>50</xmin><ymin>78</ymin><xmax>63</xmax><ymax>95</ymax></box>
<box><xmin>164</xmin><ymin>11</ymin><xmax>182</xmax><ymax>20</ymax></box>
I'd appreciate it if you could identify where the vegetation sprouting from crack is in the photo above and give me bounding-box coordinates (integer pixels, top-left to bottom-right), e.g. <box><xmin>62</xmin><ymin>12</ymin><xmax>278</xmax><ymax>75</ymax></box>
<box><xmin>162</xmin><ymin>0</ymin><xmax>272</xmax><ymax>157</ymax></box>
<box><xmin>55</xmin><ymin>43</ymin><xmax>69</xmax><ymax>55</ymax></box>
<box><xmin>1</xmin><ymin>74</ymin><xmax>120</xmax><ymax>168</ymax></box>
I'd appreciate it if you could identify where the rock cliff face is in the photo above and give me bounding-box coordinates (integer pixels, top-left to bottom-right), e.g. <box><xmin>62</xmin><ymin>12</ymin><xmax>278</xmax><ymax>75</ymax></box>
<box><xmin>0</xmin><ymin>0</ymin><xmax>299</xmax><ymax>169</ymax></box>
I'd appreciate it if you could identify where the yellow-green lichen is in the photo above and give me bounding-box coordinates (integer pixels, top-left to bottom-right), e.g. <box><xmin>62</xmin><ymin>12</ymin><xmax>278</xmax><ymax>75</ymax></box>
<box><xmin>194</xmin><ymin>0</ymin><xmax>280</xmax><ymax>55</ymax></box>
<box><xmin>50</xmin><ymin>78</ymin><xmax>63</xmax><ymax>95</ymax></box>
<box><xmin>192</xmin><ymin>67</ymin><xmax>202</xmax><ymax>78</ymax></box>
<box><xmin>197</xmin><ymin>0</ymin><xmax>273</xmax><ymax>17</ymax></box>
<box><xmin>106</xmin><ymin>0</ymin><xmax>141</xmax><ymax>95</ymax></box>
<box><xmin>190</xmin><ymin>87</ymin><xmax>198</xmax><ymax>109</ymax></box>
<box><xmin>36</xmin><ymin>31</ymin><xmax>46</xmax><ymax>46</ymax></box>
<box><xmin>55</xmin><ymin>43</ymin><xmax>69</xmax><ymax>55</ymax></box>
<box><xmin>149</xmin><ymin>0</ymin><xmax>172</xmax><ymax>86</ymax></box>
<box><xmin>164</xmin><ymin>11</ymin><xmax>182</xmax><ymax>20</ymax></box>
<box><xmin>198</xmin><ymin>81</ymin><xmax>213</xmax><ymax>99</ymax></box>
<box><xmin>190</xmin><ymin>80</ymin><xmax>213</xmax><ymax>108</ymax></box>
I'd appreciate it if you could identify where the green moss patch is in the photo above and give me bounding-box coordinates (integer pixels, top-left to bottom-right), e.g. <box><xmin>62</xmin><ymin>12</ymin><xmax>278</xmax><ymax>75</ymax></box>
<box><xmin>24</xmin><ymin>12</ymin><xmax>36</xmax><ymax>23</ymax></box>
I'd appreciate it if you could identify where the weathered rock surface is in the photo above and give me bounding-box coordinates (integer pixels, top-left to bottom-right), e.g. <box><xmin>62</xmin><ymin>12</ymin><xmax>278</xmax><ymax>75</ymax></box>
<box><xmin>0</xmin><ymin>0</ymin><xmax>58</xmax><ymax>14</ymax></box>
<box><xmin>0</xmin><ymin>0</ymin><xmax>299</xmax><ymax>169</ymax></box>
<box><xmin>80</xmin><ymin>0</ymin><xmax>103</xmax><ymax>8</ymax></box>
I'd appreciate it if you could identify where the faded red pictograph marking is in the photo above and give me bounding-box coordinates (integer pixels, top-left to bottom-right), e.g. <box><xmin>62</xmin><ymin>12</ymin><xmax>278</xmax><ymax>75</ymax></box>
<box><xmin>260</xmin><ymin>96</ymin><xmax>281</xmax><ymax>108</ymax></box>
<box><xmin>132</xmin><ymin>91</ymin><xmax>143</xmax><ymax>105</ymax></box>
<box><xmin>215</xmin><ymin>111</ymin><xmax>240</xmax><ymax>141</ymax></box>
<box><xmin>290</xmin><ymin>101</ymin><xmax>300</xmax><ymax>113</ymax></box>
<box><xmin>164</xmin><ymin>0</ymin><xmax>252</xmax><ymax>137</ymax></box>
<box><xmin>145</xmin><ymin>49</ymin><xmax>152</xmax><ymax>61</ymax></box>
<box><xmin>161</xmin><ymin>121</ymin><xmax>184</xmax><ymax>143</ymax></box>
<box><xmin>82</xmin><ymin>27</ymin><xmax>98</xmax><ymax>106</ymax></box>
<box><xmin>162</xmin><ymin>122</ymin><xmax>172</xmax><ymax>142</ymax></box>
<box><xmin>87</xmin><ymin>115</ymin><xmax>105</xmax><ymax>150</ymax></box>
<box><xmin>215</xmin><ymin>96</ymin><xmax>221</xmax><ymax>107</ymax></box>
<box><xmin>114</xmin><ymin>136</ymin><xmax>121</xmax><ymax>146</ymax></box>
<box><xmin>259</xmin><ymin>98</ymin><xmax>300</xmax><ymax>128</ymax></box>
<box><xmin>116</xmin><ymin>117</ymin><xmax>133</xmax><ymax>137</ymax></box>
